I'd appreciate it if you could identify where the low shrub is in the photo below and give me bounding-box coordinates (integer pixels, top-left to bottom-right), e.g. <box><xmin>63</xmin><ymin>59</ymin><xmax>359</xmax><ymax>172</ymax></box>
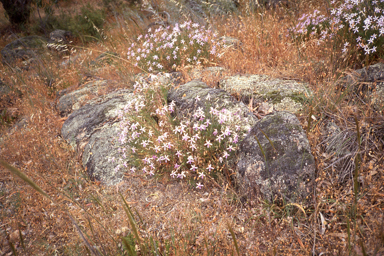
<box><xmin>33</xmin><ymin>4</ymin><xmax>106</xmax><ymax>42</ymax></box>
<box><xmin>290</xmin><ymin>0</ymin><xmax>384</xmax><ymax>66</ymax></box>
<box><xmin>127</xmin><ymin>20</ymin><xmax>221</xmax><ymax>72</ymax></box>
<box><xmin>112</xmin><ymin>75</ymin><xmax>250</xmax><ymax>188</ymax></box>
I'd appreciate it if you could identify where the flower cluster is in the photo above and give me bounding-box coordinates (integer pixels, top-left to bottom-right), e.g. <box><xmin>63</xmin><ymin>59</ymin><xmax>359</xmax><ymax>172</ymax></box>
<box><xmin>112</xmin><ymin>75</ymin><xmax>249</xmax><ymax>189</ymax></box>
<box><xmin>291</xmin><ymin>0</ymin><xmax>384</xmax><ymax>58</ymax></box>
<box><xmin>127</xmin><ymin>21</ymin><xmax>221</xmax><ymax>72</ymax></box>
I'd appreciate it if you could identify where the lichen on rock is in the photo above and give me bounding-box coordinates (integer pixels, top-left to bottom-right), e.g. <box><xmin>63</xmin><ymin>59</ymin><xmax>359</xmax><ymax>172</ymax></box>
<box><xmin>61</xmin><ymin>88</ymin><xmax>136</xmax><ymax>185</ymax></box>
<box><xmin>236</xmin><ymin>111</ymin><xmax>315</xmax><ymax>204</ymax></box>
<box><xmin>219</xmin><ymin>74</ymin><xmax>312</xmax><ymax>113</ymax></box>
<box><xmin>167</xmin><ymin>79</ymin><xmax>258</xmax><ymax>133</ymax></box>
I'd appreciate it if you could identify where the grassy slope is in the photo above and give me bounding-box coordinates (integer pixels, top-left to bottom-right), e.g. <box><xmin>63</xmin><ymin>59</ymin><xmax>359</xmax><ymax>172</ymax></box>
<box><xmin>0</xmin><ymin>0</ymin><xmax>383</xmax><ymax>255</ymax></box>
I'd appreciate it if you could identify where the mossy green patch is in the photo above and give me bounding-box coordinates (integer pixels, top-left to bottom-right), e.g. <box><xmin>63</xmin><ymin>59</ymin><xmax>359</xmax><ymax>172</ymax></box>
<box><xmin>263</xmin><ymin>91</ymin><xmax>309</xmax><ymax>105</ymax></box>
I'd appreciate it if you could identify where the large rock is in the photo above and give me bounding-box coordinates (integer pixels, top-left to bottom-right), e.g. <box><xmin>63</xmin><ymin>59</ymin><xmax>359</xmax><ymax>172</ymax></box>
<box><xmin>0</xmin><ymin>79</ymin><xmax>13</xmax><ymax>104</ymax></box>
<box><xmin>49</xmin><ymin>30</ymin><xmax>73</xmax><ymax>44</ymax></box>
<box><xmin>57</xmin><ymin>80</ymin><xmax>112</xmax><ymax>117</ymax></box>
<box><xmin>167</xmin><ymin>80</ymin><xmax>257</xmax><ymax>132</ymax></box>
<box><xmin>219</xmin><ymin>36</ymin><xmax>242</xmax><ymax>49</ymax></box>
<box><xmin>47</xmin><ymin>30</ymin><xmax>73</xmax><ymax>52</ymax></box>
<box><xmin>60</xmin><ymin>73</ymin><xmax>177</xmax><ymax>185</ymax></box>
<box><xmin>61</xmin><ymin>88</ymin><xmax>136</xmax><ymax>185</ymax></box>
<box><xmin>219</xmin><ymin>74</ymin><xmax>312</xmax><ymax>114</ymax></box>
<box><xmin>246</xmin><ymin>0</ymin><xmax>290</xmax><ymax>10</ymax></box>
<box><xmin>166</xmin><ymin>0</ymin><xmax>238</xmax><ymax>25</ymax></box>
<box><xmin>59</xmin><ymin>74</ymin><xmax>315</xmax><ymax>193</ymax></box>
<box><xmin>188</xmin><ymin>66</ymin><xmax>227</xmax><ymax>80</ymax></box>
<box><xmin>236</xmin><ymin>111</ymin><xmax>315</xmax><ymax>204</ymax></box>
<box><xmin>1</xmin><ymin>36</ymin><xmax>48</xmax><ymax>66</ymax></box>
<box><xmin>0</xmin><ymin>79</ymin><xmax>21</xmax><ymax>119</ymax></box>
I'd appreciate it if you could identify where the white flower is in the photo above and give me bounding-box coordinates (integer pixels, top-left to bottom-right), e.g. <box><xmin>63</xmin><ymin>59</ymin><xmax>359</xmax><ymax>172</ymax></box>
<box><xmin>204</xmin><ymin>140</ymin><xmax>212</xmax><ymax>148</ymax></box>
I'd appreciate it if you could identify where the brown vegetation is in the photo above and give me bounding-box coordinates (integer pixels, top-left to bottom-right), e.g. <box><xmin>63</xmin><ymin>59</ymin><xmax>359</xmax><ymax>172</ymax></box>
<box><xmin>0</xmin><ymin>0</ymin><xmax>383</xmax><ymax>255</ymax></box>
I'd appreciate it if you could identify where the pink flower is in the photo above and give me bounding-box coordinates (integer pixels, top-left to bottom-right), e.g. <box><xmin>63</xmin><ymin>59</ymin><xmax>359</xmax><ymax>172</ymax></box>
<box><xmin>176</xmin><ymin>150</ymin><xmax>183</xmax><ymax>157</ymax></box>
<box><xmin>182</xmin><ymin>134</ymin><xmax>190</xmax><ymax>141</ymax></box>
<box><xmin>187</xmin><ymin>156</ymin><xmax>194</xmax><ymax>164</ymax></box>
<box><xmin>141</xmin><ymin>140</ymin><xmax>149</xmax><ymax>148</ymax></box>
<box><xmin>204</xmin><ymin>140</ymin><xmax>212</xmax><ymax>148</ymax></box>
<box><xmin>178</xmin><ymin>171</ymin><xmax>186</xmax><ymax>179</ymax></box>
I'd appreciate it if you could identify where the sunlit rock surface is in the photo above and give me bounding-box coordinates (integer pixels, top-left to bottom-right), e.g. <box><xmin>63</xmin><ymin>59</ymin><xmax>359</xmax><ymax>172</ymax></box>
<box><xmin>219</xmin><ymin>74</ymin><xmax>312</xmax><ymax>113</ymax></box>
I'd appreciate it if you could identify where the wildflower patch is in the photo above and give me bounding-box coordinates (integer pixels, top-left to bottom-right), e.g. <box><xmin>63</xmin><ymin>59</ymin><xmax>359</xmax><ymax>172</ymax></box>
<box><xmin>290</xmin><ymin>0</ymin><xmax>384</xmax><ymax>63</ymax></box>
<box><xmin>114</xmin><ymin>77</ymin><xmax>257</xmax><ymax>189</ymax></box>
<box><xmin>127</xmin><ymin>20</ymin><xmax>222</xmax><ymax>72</ymax></box>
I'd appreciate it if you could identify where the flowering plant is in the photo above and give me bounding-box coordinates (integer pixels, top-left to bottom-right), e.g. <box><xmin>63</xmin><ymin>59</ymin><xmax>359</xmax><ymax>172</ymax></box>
<box><xmin>112</xmin><ymin>75</ymin><xmax>249</xmax><ymax>189</ymax></box>
<box><xmin>127</xmin><ymin>21</ymin><xmax>221</xmax><ymax>72</ymax></box>
<box><xmin>291</xmin><ymin>0</ymin><xmax>384</xmax><ymax>63</ymax></box>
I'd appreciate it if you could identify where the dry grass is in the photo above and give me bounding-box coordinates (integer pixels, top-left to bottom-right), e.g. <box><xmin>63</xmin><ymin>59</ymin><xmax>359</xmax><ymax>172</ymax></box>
<box><xmin>0</xmin><ymin>0</ymin><xmax>383</xmax><ymax>255</ymax></box>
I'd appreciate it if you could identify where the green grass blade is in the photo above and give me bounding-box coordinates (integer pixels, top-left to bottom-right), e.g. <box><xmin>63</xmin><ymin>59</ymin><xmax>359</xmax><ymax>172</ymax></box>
<box><xmin>18</xmin><ymin>229</ymin><xmax>25</xmax><ymax>250</ymax></box>
<box><xmin>227</xmin><ymin>222</ymin><xmax>240</xmax><ymax>256</ymax></box>
<box><xmin>9</xmin><ymin>240</ymin><xmax>17</xmax><ymax>256</ymax></box>
<box><xmin>354</xmin><ymin>115</ymin><xmax>361</xmax><ymax>197</ymax></box>
<box><xmin>259</xmin><ymin>129</ymin><xmax>276</xmax><ymax>153</ymax></box>
<box><xmin>347</xmin><ymin>218</ymin><xmax>351</xmax><ymax>254</ymax></box>
<box><xmin>359</xmin><ymin>238</ymin><xmax>367</xmax><ymax>256</ymax></box>
<box><xmin>204</xmin><ymin>237</ymin><xmax>210</xmax><ymax>255</ymax></box>
<box><xmin>119</xmin><ymin>193</ymin><xmax>141</xmax><ymax>246</ymax></box>
<box><xmin>134</xmin><ymin>208</ymin><xmax>144</xmax><ymax>225</ymax></box>
<box><xmin>0</xmin><ymin>160</ymin><xmax>51</xmax><ymax>200</ymax></box>
<box><xmin>254</xmin><ymin>135</ymin><xmax>266</xmax><ymax>162</ymax></box>
<box><xmin>68</xmin><ymin>214</ymin><xmax>101</xmax><ymax>256</ymax></box>
<box><xmin>307</xmin><ymin>107</ymin><xmax>313</xmax><ymax>134</ymax></box>
<box><xmin>86</xmin><ymin>217</ymin><xmax>107</xmax><ymax>255</ymax></box>
<box><xmin>122</xmin><ymin>237</ymin><xmax>135</xmax><ymax>256</ymax></box>
<box><xmin>126</xmin><ymin>204</ymin><xmax>136</xmax><ymax>223</ymax></box>
<box><xmin>90</xmin><ymin>194</ymin><xmax>107</xmax><ymax>214</ymax></box>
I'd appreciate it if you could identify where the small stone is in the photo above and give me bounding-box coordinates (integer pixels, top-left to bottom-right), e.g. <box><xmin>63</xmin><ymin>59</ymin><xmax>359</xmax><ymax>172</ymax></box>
<box><xmin>9</xmin><ymin>230</ymin><xmax>19</xmax><ymax>243</ymax></box>
<box><xmin>258</xmin><ymin>102</ymin><xmax>273</xmax><ymax>115</ymax></box>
